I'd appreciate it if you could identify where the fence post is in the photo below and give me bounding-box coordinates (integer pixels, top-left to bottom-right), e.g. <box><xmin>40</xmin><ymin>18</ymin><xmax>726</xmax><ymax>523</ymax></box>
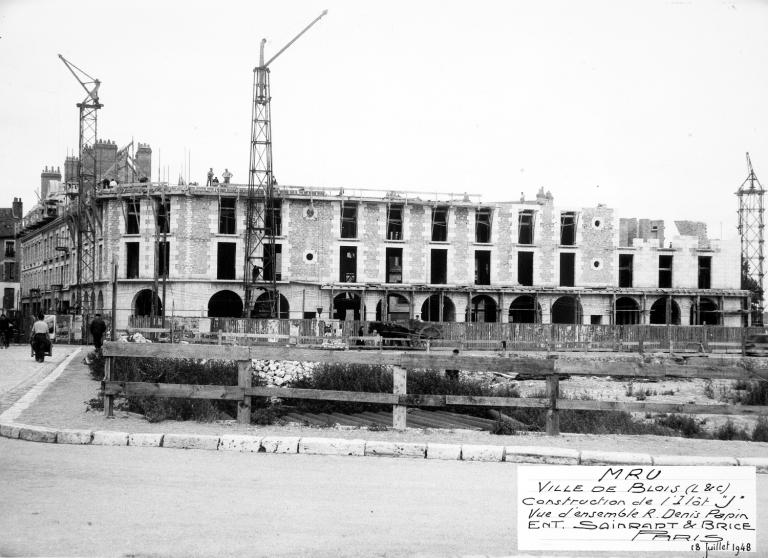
<box><xmin>703</xmin><ymin>326</ymin><xmax>710</xmax><ymax>353</ymax></box>
<box><xmin>638</xmin><ymin>327</ymin><xmax>644</xmax><ymax>355</ymax></box>
<box><xmin>103</xmin><ymin>356</ymin><xmax>114</xmax><ymax>418</ymax></box>
<box><xmin>741</xmin><ymin>326</ymin><xmax>746</xmax><ymax>357</ymax></box>
<box><xmin>392</xmin><ymin>365</ymin><xmax>407</xmax><ymax>431</ymax></box>
<box><xmin>218</xmin><ymin>329</ymin><xmax>222</xmax><ymax>345</ymax></box>
<box><xmin>237</xmin><ymin>360</ymin><xmax>252</xmax><ymax>424</ymax></box>
<box><xmin>545</xmin><ymin>373</ymin><xmax>560</xmax><ymax>436</ymax></box>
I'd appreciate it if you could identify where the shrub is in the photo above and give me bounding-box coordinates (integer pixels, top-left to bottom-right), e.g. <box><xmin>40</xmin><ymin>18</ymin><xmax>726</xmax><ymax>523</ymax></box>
<box><xmin>655</xmin><ymin>414</ymin><xmax>707</xmax><ymax>438</ymax></box>
<box><xmin>731</xmin><ymin>381</ymin><xmax>768</xmax><ymax>406</ymax></box>
<box><xmin>751</xmin><ymin>417</ymin><xmax>768</xmax><ymax>443</ymax></box>
<box><xmin>714</xmin><ymin>420</ymin><xmax>750</xmax><ymax>441</ymax></box>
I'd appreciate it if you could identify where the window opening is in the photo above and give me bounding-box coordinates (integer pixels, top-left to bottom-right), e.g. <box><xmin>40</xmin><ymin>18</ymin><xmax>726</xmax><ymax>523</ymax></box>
<box><xmin>265</xmin><ymin>199</ymin><xmax>282</xmax><ymax>236</ymax></box>
<box><xmin>618</xmin><ymin>254</ymin><xmax>633</xmax><ymax>288</ymax></box>
<box><xmin>559</xmin><ymin>253</ymin><xmax>575</xmax><ymax>287</ymax></box>
<box><xmin>698</xmin><ymin>256</ymin><xmax>711</xmax><ymax>289</ymax></box>
<box><xmin>218</xmin><ymin>198</ymin><xmax>236</xmax><ymax>234</ymax></box>
<box><xmin>474</xmin><ymin>250</ymin><xmax>491</xmax><ymax>285</ymax></box>
<box><xmin>263</xmin><ymin>243</ymin><xmax>282</xmax><ymax>281</ymax></box>
<box><xmin>340</xmin><ymin>246</ymin><xmax>357</xmax><ymax>282</ymax></box>
<box><xmin>126</xmin><ymin>242</ymin><xmax>139</xmax><ymax>279</ymax></box>
<box><xmin>560</xmin><ymin>211</ymin><xmax>577</xmax><ymax>245</ymax></box>
<box><xmin>475</xmin><ymin>208</ymin><xmax>492</xmax><ymax>243</ymax></box>
<box><xmin>518</xmin><ymin>210</ymin><xmax>535</xmax><ymax>244</ymax></box>
<box><xmin>387</xmin><ymin>204</ymin><xmax>403</xmax><ymax>240</ymax></box>
<box><xmin>431</xmin><ymin>206</ymin><xmax>448</xmax><ymax>241</ymax></box>
<box><xmin>341</xmin><ymin>201</ymin><xmax>357</xmax><ymax>238</ymax></box>
<box><xmin>386</xmin><ymin>247</ymin><xmax>403</xmax><ymax>283</ymax></box>
<box><xmin>158</xmin><ymin>241</ymin><xmax>170</xmax><ymax>277</ymax></box>
<box><xmin>126</xmin><ymin>199</ymin><xmax>140</xmax><ymax>234</ymax></box>
<box><xmin>217</xmin><ymin>242</ymin><xmax>236</xmax><ymax>280</ymax></box>
<box><xmin>156</xmin><ymin>199</ymin><xmax>170</xmax><ymax>234</ymax></box>
<box><xmin>430</xmin><ymin>249</ymin><xmax>447</xmax><ymax>284</ymax></box>
<box><xmin>658</xmin><ymin>255</ymin><xmax>673</xmax><ymax>288</ymax></box>
<box><xmin>518</xmin><ymin>251</ymin><xmax>533</xmax><ymax>286</ymax></box>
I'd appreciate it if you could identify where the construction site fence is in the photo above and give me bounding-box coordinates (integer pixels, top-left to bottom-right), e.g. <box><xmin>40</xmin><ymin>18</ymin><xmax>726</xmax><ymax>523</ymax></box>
<box><xmin>119</xmin><ymin>316</ymin><xmax>766</xmax><ymax>353</ymax></box>
<box><xmin>17</xmin><ymin>313</ymin><xmax>113</xmax><ymax>345</ymax></box>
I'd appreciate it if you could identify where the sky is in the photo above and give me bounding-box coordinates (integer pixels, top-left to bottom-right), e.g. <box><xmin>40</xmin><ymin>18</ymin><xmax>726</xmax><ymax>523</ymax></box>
<box><xmin>1</xmin><ymin>0</ymin><xmax>767</xmax><ymax>241</ymax></box>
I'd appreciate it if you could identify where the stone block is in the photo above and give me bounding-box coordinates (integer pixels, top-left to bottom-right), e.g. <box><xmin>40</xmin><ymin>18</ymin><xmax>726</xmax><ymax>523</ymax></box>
<box><xmin>653</xmin><ymin>455</ymin><xmax>737</xmax><ymax>467</ymax></box>
<box><xmin>18</xmin><ymin>425</ymin><xmax>57</xmax><ymax>443</ymax></box>
<box><xmin>580</xmin><ymin>450</ymin><xmax>652</xmax><ymax>466</ymax></box>
<box><xmin>737</xmin><ymin>457</ymin><xmax>768</xmax><ymax>474</ymax></box>
<box><xmin>364</xmin><ymin>441</ymin><xmax>426</xmax><ymax>458</ymax></box>
<box><xmin>162</xmin><ymin>433</ymin><xmax>220</xmax><ymax>451</ymax></box>
<box><xmin>505</xmin><ymin>445</ymin><xmax>579</xmax><ymax>465</ymax></box>
<box><xmin>299</xmin><ymin>437</ymin><xmax>366</xmax><ymax>456</ymax></box>
<box><xmin>260</xmin><ymin>436</ymin><xmax>300</xmax><ymax>454</ymax></box>
<box><xmin>92</xmin><ymin>431</ymin><xmax>129</xmax><ymax>446</ymax></box>
<box><xmin>128</xmin><ymin>433</ymin><xmax>164</xmax><ymax>447</ymax></box>
<box><xmin>56</xmin><ymin>429</ymin><xmax>93</xmax><ymax>445</ymax></box>
<box><xmin>461</xmin><ymin>444</ymin><xmax>504</xmax><ymax>462</ymax></box>
<box><xmin>0</xmin><ymin>422</ymin><xmax>23</xmax><ymax>439</ymax></box>
<box><xmin>426</xmin><ymin>443</ymin><xmax>462</xmax><ymax>460</ymax></box>
<box><xmin>219</xmin><ymin>435</ymin><xmax>262</xmax><ymax>452</ymax></box>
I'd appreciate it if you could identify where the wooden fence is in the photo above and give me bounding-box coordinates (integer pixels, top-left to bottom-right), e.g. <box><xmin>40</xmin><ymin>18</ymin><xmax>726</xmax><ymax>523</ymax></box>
<box><xmin>101</xmin><ymin>342</ymin><xmax>768</xmax><ymax>434</ymax></box>
<box><xmin>126</xmin><ymin>316</ymin><xmax>764</xmax><ymax>354</ymax></box>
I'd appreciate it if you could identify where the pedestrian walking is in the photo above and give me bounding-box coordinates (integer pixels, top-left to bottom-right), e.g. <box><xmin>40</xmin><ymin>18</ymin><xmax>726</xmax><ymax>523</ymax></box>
<box><xmin>89</xmin><ymin>314</ymin><xmax>107</xmax><ymax>353</ymax></box>
<box><xmin>30</xmin><ymin>312</ymin><xmax>49</xmax><ymax>363</ymax></box>
<box><xmin>0</xmin><ymin>312</ymin><xmax>10</xmax><ymax>349</ymax></box>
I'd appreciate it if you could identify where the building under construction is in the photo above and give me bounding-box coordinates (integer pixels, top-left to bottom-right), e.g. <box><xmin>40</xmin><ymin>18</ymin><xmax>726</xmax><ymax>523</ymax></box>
<box><xmin>17</xmin><ymin>170</ymin><xmax>749</xmax><ymax>329</ymax></box>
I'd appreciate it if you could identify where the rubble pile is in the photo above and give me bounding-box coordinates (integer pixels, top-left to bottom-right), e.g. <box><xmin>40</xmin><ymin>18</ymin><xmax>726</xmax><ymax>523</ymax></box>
<box><xmin>252</xmin><ymin>359</ymin><xmax>318</xmax><ymax>386</ymax></box>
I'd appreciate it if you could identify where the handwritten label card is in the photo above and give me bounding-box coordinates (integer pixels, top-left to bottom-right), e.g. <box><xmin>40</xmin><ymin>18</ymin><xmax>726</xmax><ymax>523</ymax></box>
<box><xmin>518</xmin><ymin>466</ymin><xmax>756</xmax><ymax>553</ymax></box>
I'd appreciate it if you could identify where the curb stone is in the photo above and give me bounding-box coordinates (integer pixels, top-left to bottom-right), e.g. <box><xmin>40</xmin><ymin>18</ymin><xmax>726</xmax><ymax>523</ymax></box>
<box><xmin>737</xmin><ymin>457</ymin><xmax>768</xmax><ymax>474</ymax></box>
<box><xmin>260</xmin><ymin>435</ymin><xmax>300</xmax><ymax>454</ymax></box>
<box><xmin>56</xmin><ymin>428</ymin><xmax>93</xmax><ymax>445</ymax></box>
<box><xmin>162</xmin><ymin>433</ymin><xmax>220</xmax><ymax>451</ymax></box>
<box><xmin>0</xmin><ymin>422</ymin><xmax>23</xmax><ymax>439</ymax></box>
<box><xmin>461</xmin><ymin>444</ymin><xmax>504</xmax><ymax>462</ymax></box>
<box><xmin>580</xmin><ymin>450</ymin><xmax>652</xmax><ymax>466</ymax></box>
<box><xmin>92</xmin><ymin>431</ymin><xmax>129</xmax><ymax>446</ymax></box>
<box><xmin>652</xmin><ymin>454</ymin><xmax>738</xmax><ymax>466</ymax></box>
<box><xmin>364</xmin><ymin>440</ymin><xmax>426</xmax><ymax>458</ymax></box>
<box><xmin>299</xmin><ymin>437</ymin><xmax>366</xmax><ymax>456</ymax></box>
<box><xmin>128</xmin><ymin>433</ymin><xmax>164</xmax><ymax>447</ymax></box>
<box><xmin>426</xmin><ymin>443</ymin><xmax>462</xmax><ymax>460</ymax></box>
<box><xmin>505</xmin><ymin>445</ymin><xmax>579</xmax><ymax>465</ymax></box>
<box><xmin>219</xmin><ymin>434</ymin><xmax>262</xmax><ymax>452</ymax></box>
<box><xmin>18</xmin><ymin>425</ymin><xmax>57</xmax><ymax>443</ymax></box>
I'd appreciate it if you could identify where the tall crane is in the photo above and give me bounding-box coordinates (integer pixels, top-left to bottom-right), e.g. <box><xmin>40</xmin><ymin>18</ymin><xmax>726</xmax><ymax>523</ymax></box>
<box><xmin>243</xmin><ymin>10</ymin><xmax>328</xmax><ymax>318</ymax></box>
<box><xmin>58</xmin><ymin>54</ymin><xmax>103</xmax><ymax>318</ymax></box>
<box><xmin>737</xmin><ymin>152</ymin><xmax>765</xmax><ymax>325</ymax></box>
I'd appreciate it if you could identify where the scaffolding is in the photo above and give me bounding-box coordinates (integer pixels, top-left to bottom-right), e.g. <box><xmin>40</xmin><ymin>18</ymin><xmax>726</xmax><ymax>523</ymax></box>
<box><xmin>736</xmin><ymin>152</ymin><xmax>765</xmax><ymax>324</ymax></box>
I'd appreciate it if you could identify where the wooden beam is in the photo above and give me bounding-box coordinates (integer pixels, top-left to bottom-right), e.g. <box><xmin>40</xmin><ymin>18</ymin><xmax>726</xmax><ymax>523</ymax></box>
<box><xmin>103</xmin><ymin>381</ymin><xmax>243</xmax><ymax>400</ymax></box>
<box><xmin>237</xmin><ymin>361</ymin><xmax>252</xmax><ymax>424</ymax></box>
<box><xmin>393</xmin><ymin>365</ymin><xmax>407</xmax><ymax>430</ymax></box>
<box><xmin>247</xmin><ymin>386</ymin><xmax>397</xmax><ymax>404</ymax></box>
<box><xmin>546</xmin><ymin>374</ymin><xmax>560</xmax><ymax>436</ymax></box>
<box><xmin>557</xmin><ymin>399</ymin><xmax>768</xmax><ymax>416</ymax></box>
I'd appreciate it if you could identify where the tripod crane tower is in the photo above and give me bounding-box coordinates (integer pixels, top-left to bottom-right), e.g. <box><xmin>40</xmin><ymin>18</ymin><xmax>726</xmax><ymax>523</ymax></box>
<box><xmin>737</xmin><ymin>153</ymin><xmax>765</xmax><ymax>325</ymax></box>
<box><xmin>243</xmin><ymin>10</ymin><xmax>328</xmax><ymax>318</ymax></box>
<box><xmin>58</xmin><ymin>54</ymin><xmax>103</xmax><ymax>317</ymax></box>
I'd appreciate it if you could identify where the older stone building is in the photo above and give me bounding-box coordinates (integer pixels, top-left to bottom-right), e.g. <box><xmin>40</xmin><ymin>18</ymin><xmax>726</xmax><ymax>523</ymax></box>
<box><xmin>17</xmin><ymin>175</ymin><xmax>747</xmax><ymax>330</ymax></box>
<box><xmin>0</xmin><ymin>197</ymin><xmax>23</xmax><ymax>315</ymax></box>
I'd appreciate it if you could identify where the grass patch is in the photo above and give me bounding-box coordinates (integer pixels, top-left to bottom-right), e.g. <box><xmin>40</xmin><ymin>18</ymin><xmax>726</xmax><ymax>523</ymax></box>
<box><xmin>654</xmin><ymin>414</ymin><xmax>706</xmax><ymax>438</ymax></box>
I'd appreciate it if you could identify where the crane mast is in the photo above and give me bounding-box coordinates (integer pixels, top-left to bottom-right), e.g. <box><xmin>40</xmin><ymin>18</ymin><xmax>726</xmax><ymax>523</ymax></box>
<box><xmin>243</xmin><ymin>11</ymin><xmax>327</xmax><ymax>318</ymax></box>
<box><xmin>58</xmin><ymin>54</ymin><xmax>103</xmax><ymax>319</ymax></box>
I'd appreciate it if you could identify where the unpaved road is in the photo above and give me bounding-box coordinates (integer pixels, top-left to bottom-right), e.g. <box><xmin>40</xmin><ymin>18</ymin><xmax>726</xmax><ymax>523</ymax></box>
<box><xmin>0</xmin><ymin>438</ymin><xmax>766</xmax><ymax>558</ymax></box>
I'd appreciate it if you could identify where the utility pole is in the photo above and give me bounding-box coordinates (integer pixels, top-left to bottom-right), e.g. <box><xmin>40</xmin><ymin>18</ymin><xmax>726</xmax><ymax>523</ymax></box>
<box><xmin>243</xmin><ymin>11</ymin><xmax>328</xmax><ymax>318</ymax></box>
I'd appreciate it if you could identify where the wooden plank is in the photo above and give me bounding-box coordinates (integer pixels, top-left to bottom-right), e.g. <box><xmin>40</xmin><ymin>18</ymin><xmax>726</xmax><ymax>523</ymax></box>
<box><xmin>103</xmin><ymin>356</ymin><xmax>113</xmax><ymax>418</ymax></box>
<box><xmin>556</xmin><ymin>399</ymin><xmax>768</xmax><ymax>416</ymax></box>
<box><xmin>444</xmin><ymin>395</ymin><xmax>549</xmax><ymax>408</ymax></box>
<box><xmin>552</xmin><ymin>360</ymin><xmax>751</xmax><ymax>380</ymax></box>
<box><xmin>103</xmin><ymin>381</ymin><xmax>243</xmax><ymax>400</ymax></box>
<box><xmin>398</xmin><ymin>394</ymin><xmax>446</xmax><ymax>407</ymax></box>
<box><xmin>393</xmin><ymin>365</ymin><xmax>407</xmax><ymax>430</ymax></box>
<box><xmin>237</xmin><ymin>361</ymin><xmax>252</xmax><ymax>425</ymax></box>
<box><xmin>103</xmin><ymin>342</ymin><xmax>251</xmax><ymax>360</ymax></box>
<box><xmin>546</xmin><ymin>374</ymin><xmax>560</xmax><ymax>436</ymax></box>
<box><xmin>246</xmin><ymin>386</ymin><xmax>397</xmax><ymax>404</ymax></box>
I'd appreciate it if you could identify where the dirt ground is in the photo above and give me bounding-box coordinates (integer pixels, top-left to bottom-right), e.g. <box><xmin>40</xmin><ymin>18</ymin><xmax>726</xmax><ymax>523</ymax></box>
<box><xmin>13</xmin><ymin>352</ymin><xmax>768</xmax><ymax>458</ymax></box>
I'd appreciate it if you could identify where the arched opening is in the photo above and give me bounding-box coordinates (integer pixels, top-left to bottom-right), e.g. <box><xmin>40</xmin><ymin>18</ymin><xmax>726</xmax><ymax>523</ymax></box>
<box><xmin>467</xmin><ymin>295</ymin><xmax>498</xmax><ymax>323</ymax></box>
<box><xmin>508</xmin><ymin>295</ymin><xmax>541</xmax><ymax>323</ymax></box>
<box><xmin>134</xmin><ymin>289</ymin><xmax>162</xmax><ymax>317</ymax></box>
<box><xmin>649</xmin><ymin>298</ymin><xmax>681</xmax><ymax>325</ymax></box>
<box><xmin>697</xmin><ymin>298</ymin><xmax>720</xmax><ymax>325</ymax></box>
<box><xmin>208</xmin><ymin>290</ymin><xmax>244</xmax><ymax>318</ymax></box>
<box><xmin>252</xmin><ymin>292</ymin><xmax>289</xmax><ymax>319</ymax></box>
<box><xmin>376</xmin><ymin>293</ymin><xmax>410</xmax><ymax>322</ymax></box>
<box><xmin>551</xmin><ymin>296</ymin><xmax>583</xmax><ymax>324</ymax></box>
<box><xmin>420</xmin><ymin>293</ymin><xmax>456</xmax><ymax>322</ymax></box>
<box><xmin>333</xmin><ymin>292</ymin><xmax>364</xmax><ymax>321</ymax></box>
<box><xmin>615</xmin><ymin>296</ymin><xmax>640</xmax><ymax>325</ymax></box>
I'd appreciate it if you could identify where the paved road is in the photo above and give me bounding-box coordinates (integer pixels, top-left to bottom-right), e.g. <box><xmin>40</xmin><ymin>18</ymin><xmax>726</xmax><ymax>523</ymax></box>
<box><xmin>0</xmin><ymin>345</ymin><xmax>80</xmax><ymax>415</ymax></box>
<box><xmin>0</xmin><ymin>438</ymin><xmax>765</xmax><ymax>558</ymax></box>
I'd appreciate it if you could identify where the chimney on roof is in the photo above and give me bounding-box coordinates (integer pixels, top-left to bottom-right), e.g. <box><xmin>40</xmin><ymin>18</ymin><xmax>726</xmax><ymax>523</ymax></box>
<box><xmin>40</xmin><ymin>166</ymin><xmax>61</xmax><ymax>200</ymax></box>
<box><xmin>12</xmin><ymin>198</ymin><xmax>22</xmax><ymax>220</ymax></box>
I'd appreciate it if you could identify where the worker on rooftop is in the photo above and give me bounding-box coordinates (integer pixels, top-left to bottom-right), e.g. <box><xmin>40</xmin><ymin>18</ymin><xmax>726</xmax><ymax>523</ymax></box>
<box><xmin>222</xmin><ymin>169</ymin><xmax>232</xmax><ymax>184</ymax></box>
<box><xmin>206</xmin><ymin>168</ymin><xmax>214</xmax><ymax>186</ymax></box>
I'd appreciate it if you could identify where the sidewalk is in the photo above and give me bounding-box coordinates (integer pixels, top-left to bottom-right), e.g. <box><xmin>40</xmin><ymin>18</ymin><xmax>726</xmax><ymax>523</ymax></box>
<box><xmin>2</xmin><ymin>345</ymin><xmax>767</xmax><ymax>465</ymax></box>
